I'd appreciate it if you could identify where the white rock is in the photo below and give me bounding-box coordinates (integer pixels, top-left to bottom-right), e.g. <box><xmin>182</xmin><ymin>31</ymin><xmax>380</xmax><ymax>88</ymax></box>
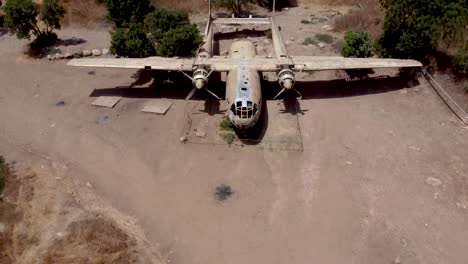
<box><xmin>54</xmin><ymin>53</ymin><xmax>64</xmax><ymax>60</ymax></box>
<box><xmin>86</xmin><ymin>182</ymin><xmax>93</xmax><ymax>188</ymax></box>
<box><xmin>83</xmin><ymin>50</ymin><xmax>92</xmax><ymax>57</ymax></box>
<box><xmin>282</xmin><ymin>7</ymin><xmax>289</xmax><ymax>11</ymax></box>
<box><xmin>92</xmin><ymin>49</ymin><xmax>102</xmax><ymax>56</ymax></box>
<box><xmin>290</xmin><ymin>37</ymin><xmax>295</xmax><ymax>41</ymax></box>
<box><xmin>196</xmin><ymin>131</ymin><xmax>206</xmax><ymax>138</ymax></box>
<box><xmin>317</xmin><ymin>42</ymin><xmax>326</xmax><ymax>48</ymax></box>
<box><xmin>425</xmin><ymin>177</ymin><xmax>442</xmax><ymax>187</ymax></box>
<box><xmin>263</xmin><ymin>39</ymin><xmax>270</xmax><ymax>45</ymax></box>
<box><xmin>73</xmin><ymin>51</ymin><xmax>83</xmax><ymax>58</ymax></box>
<box><xmin>322</xmin><ymin>25</ymin><xmax>334</xmax><ymax>31</ymax></box>
<box><xmin>47</xmin><ymin>54</ymin><xmax>53</xmax><ymax>60</ymax></box>
<box><xmin>64</xmin><ymin>52</ymin><xmax>73</xmax><ymax>59</ymax></box>
<box><xmin>0</xmin><ymin>223</ymin><xmax>5</xmax><ymax>233</ymax></box>
<box><xmin>180</xmin><ymin>136</ymin><xmax>188</xmax><ymax>143</ymax></box>
<box><xmin>285</xmin><ymin>40</ymin><xmax>292</xmax><ymax>46</ymax></box>
<box><xmin>102</xmin><ymin>48</ymin><xmax>110</xmax><ymax>55</ymax></box>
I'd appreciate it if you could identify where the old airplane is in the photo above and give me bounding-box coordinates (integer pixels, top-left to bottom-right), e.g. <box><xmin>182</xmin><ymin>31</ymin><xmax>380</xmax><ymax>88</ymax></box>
<box><xmin>68</xmin><ymin>0</ymin><xmax>422</xmax><ymax>130</ymax></box>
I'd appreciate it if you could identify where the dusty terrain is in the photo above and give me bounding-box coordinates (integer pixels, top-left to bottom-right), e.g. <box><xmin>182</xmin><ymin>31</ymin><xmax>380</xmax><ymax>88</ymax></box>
<box><xmin>1</xmin><ymin>4</ymin><xmax>468</xmax><ymax>264</ymax></box>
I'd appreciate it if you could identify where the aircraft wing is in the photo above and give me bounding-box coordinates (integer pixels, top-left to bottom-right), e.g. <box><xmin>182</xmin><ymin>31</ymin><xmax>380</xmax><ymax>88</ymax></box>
<box><xmin>204</xmin><ymin>56</ymin><xmax>422</xmax><ymax>72</ymax></box>
<box><xmin>67</xmin><ymin>57</ymin><xmax>194</xmax><ymax>71</ymax></box>
<box><xmin>290</xmin><ymin>56</ymin><xmax>422</xmax><ymax>71</ymax></box>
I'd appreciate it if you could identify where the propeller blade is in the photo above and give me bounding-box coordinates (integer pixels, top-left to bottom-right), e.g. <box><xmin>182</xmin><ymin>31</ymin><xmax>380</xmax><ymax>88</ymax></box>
<box><xmin>185</xmin><ymin>88</ymin><xmax>197</xmax><ymax>101</ymax></box>
<box><xmin>205</xmin><ymin>88</ymin><xmax>221</xmax><ymax>100</ymax></box>
<box><xmin>294</xmin><ymin>88</ymin><xmax>302</xmax><ymax>99</ymax></box>
<box><xmin>273</xmin><ymin>88</ymin><xmax>286</xmax><ymax>100</ymax></box>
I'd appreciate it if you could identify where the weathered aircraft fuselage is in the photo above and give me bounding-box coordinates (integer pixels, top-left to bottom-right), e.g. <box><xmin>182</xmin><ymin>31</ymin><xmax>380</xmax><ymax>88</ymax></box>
<box><xmin>225</xmin><ymin>40</ymin><xmax>262</xmax><ymax>129</ymax></box>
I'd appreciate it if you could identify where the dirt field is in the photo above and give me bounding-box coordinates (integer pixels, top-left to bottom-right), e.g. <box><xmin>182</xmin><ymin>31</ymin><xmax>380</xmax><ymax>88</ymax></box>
<box><xmin>1</xmin><ymin>4</ymin><xmax>468</xmax><ymax>264</ymax></box>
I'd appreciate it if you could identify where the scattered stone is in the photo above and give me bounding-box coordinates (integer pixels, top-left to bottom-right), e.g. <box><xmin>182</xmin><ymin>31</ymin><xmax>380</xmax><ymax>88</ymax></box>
<box><xmin>56</xmin><ymin>100</ymin><xmax>66</xmax><ymax>107</ymax></box>
<box><xmin>322</xmin><ymin>24</ymin><xmax>333</xmax><ymax>31</ymax></box>
<box><xmin>317</xmin><ymin>42</ymin><xmax>326</xmax><ymax>48</ymax></box>
<box><xmin>456</xmin><ymin>201</ymin><xmax>467</xmax><ymax>209</ymax></box>
<box><xmin>285</xmin><ymin>40</ymin><xmax>292</xmax><ymax>46</ymax></box>
<box><xmin>92</xmin><ymin>49</ymin><xmax>102</xmax><ymax>56</ymax></box>
<box><xmin>196</xmin><ymin>130</ymin><xmax>206</xmax><ymax>138</ymax></box>
<box><xmin>290</xmin><ymin>37</ymin><xmax>295</xmax><ymax>41</ymax></box>
<box><xmin>393</xmin><ymin>257</ymin><xmax>402</xmax><ymax>264</ymax></box>
<box><xmin>54</xmin><ymin>53</ymin><xmax>64</xmax><ymax>60</ymax></box>
<box><xmin>83</xmin><ymin>50</ymin><xmax>92</xmax><ymax>57</ymax></box>
<box><xmin>47</xmin><ymin>54</ymin><xmax>53</xmax><ymax>60</ymax></box>
<box><xmin>86</xmin><ymin>182</ymin><xmax>93</xmax><ymax>188</ymax></box>
<box><xmin>180</xmin><ymin>136</ymin><xmax>188</xmax><ymax>143</ymax></box>
<box><xmin>56</xmin><ymin>232</ymin><xmax>64</xmax><ymax>237</ymax></box>
<box><xmin>263</xmin><ymin>39</ymin><xmax>270</xmax><ymax>45</ymax></box>
<box><xmin>0</xmin><ymin>223</ymin><xmax>5</xmax><ymax>234</ymax></box>
<box><xmin>50</xmin><ymin>123</ymin><xmax>56</xmax><ymax>128</ymax></box>
<box><xmin>64</xmin><ymin>52</ymin><xmax>73</xmax><ymax>59</ymax></box>
<box><xmin>102</xmin><ymin>48</ymin><xmax>110</xmax><ymax>55</ymax></box>
<box><xmin>345</xmin><ymin>161</ymin><xmax>353</xmax><ymax>165</ymax></box>
<box><xmin>282</xmin><ymin>7</ymin><xmax>289</xmax><ymax>11</ymax></box>
<box><xmin>400</xmin><ymin>89</ymin><xmax>408</xmax><ymax>94</ymax></box>
<box><xmin>425</xmin><ymin>177</ymin><xmax>442</xmax><ymax>187</ymax></box>
<box><xmin>73</xmin><ymin>51</ymin><xmax>83</xmax><ymax>58</ymax></box>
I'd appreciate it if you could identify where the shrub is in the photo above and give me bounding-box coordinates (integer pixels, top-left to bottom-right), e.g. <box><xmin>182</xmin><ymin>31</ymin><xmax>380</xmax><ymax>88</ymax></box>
<box><xmin>110</xmin><ymin>22</ymin><xmax>156</xmax><ymax>58</ymax></box>
<box><xmin>302</xmin><ymin>37</ymin><xmax>317</xmax><ymax>45</ymax></box>
<box><xmin>104</xmin><ymin>0</ymin><xmax>153</xmax><ymax>27</ymax></box>
<box><xmin>316</xmin><ymin>33</ymin><xmax>334</xmax><ymax>44</ymax></box>
<box><xmin>220</xmin><ymin>116</ymin><xmax>234</xmax><ymax>131</ymax></box>
<box><xmin>342</xmin><ymin>31</ymin><xmax>374</xmax><ymax>79</ymax></box>
<box><xmin>342</xmin><ymin>31</ymin><xmax>374</xmax><ymax>58</ymax></box>
<box><xmin>157</xmin><ymin>24</ymin><xmax>202</xmax><ymax>57</ymax></box>
<box><xmin>144</xmin><ymin>9</ymin><xmax>189</xmax><ymax>43</ymax></box>
<box><xmin>379</xmin><ymin>0</ymin><xmax>468</xmax><ymax>60</ymax></box>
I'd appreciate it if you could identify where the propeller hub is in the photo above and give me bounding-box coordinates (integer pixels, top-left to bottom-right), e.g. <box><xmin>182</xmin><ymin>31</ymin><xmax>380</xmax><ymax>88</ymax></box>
<box><xmin>195</xmin><ymin>79</ymin><xmax>205</xmax><ymax>89</ymax></box>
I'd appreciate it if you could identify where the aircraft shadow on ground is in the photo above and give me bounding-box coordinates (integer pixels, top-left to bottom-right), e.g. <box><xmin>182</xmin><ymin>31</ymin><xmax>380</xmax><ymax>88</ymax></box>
<box><xmin>90</xmin><ymin>71</ymin><xmax>418</xmax><ymax>101</ymax></box>
<box><xmin>89</xmin><ymin>72</ymin><xmax>417</xmax><ymax>145</ymax></box>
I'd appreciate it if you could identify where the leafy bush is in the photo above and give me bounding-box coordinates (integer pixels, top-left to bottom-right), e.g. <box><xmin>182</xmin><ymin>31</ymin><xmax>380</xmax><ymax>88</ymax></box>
<box><xmin>104</xmin><ymin>0</ymin><xmax>153</xmax><ymax>27</ymax></box>
<box><xmin>342</xmin><ymin>31</ymin><xmax>374</xmax><ymax>58</ymax></box>
<box><xmin>379</xmin><ymin>0</ymin><xmax>468</xmax><ymax>60</ymax></box>
<box><xmin>110</xmin><ymin>22</ymin><xmax>156</xmax><ymax>58</ymax></box>
<box><xmin>342</xmin><ymin>31</ymin><xmax>374</xmax><ymax>79</ymax></box>
<box><xmin>0</xmin><ymin>15</ymin><xmax>4</xmax><ymax>28</ymax></box>
<box><xmin>316</xmin><ymin>33</ymin><xmax>334</xmax><ymax>44</ymax></box>
<box><xmin>157</xmin><ymin>24</ymin><xmax>202</xmax><ymax>57</ymax></box>
<box><xmin>302</xmin><ymin>37</ymin><xmax>317</xmax><ymax>45</ymax></box>
<box><xmin>144</xmin><ymin>9</ymin><xmax>189</xmax><ymax>43</ymax></box>
<box><xmin>220</xmin><ymin>116</ymin><xmax>234</xmax><ymax>131</ymax></box>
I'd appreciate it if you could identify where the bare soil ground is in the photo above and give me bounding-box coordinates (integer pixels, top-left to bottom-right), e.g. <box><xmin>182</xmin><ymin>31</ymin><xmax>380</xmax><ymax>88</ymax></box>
<box><xmin>1</xmin><ymin>4</ymin><xmax>468</xmax><ymax>264</ymax></box>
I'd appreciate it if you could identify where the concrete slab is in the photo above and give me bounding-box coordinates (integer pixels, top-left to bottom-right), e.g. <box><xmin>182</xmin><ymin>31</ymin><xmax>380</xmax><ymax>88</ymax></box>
<box><xmin>141</xmin><ymin>100</ymin><xmax>173</xmax><ymax>115</ymax></box>
<box><xmin>91</xmin><ymin>96</ymin><xmax>122</xmax><ymax>108</ymax></box>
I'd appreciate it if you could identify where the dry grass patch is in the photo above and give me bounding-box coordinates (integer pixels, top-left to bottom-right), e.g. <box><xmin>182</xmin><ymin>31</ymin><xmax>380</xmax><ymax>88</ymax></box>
<box><xmin>60</xmin><ymin>0</ymin><xmax>108</xmax><ymax>28</ymax></box>
<box><xmin>152</xmin><ymin>0</ymin><xmax>208</xmax><ymax>13</ymax></box>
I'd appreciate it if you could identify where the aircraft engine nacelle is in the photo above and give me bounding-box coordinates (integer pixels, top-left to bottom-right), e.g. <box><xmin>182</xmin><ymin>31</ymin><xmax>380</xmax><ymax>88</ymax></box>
<box><xmin>278</xmin><ymin>69</ymin><xmax>296</xmax><ymax>90</ymax></box>
<box><xmin>192</xmin><ymin>68</ymin><xmax>210</xmax><ymax>90</ymax></box>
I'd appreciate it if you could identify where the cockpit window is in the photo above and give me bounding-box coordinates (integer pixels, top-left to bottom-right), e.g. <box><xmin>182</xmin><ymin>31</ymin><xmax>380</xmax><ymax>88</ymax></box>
<box><xmin>231</xmin><ymin>100</ymin><xmax>258</xmax><ymax>119</ymax></box>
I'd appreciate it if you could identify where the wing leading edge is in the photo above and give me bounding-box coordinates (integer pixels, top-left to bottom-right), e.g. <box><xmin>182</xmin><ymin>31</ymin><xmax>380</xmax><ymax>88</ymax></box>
<box><xmin>67</xmin><ymin>57</ymin><xmax>194</xmax><ymax>71</ymax></box>
<box><xmin>68</xmin><ymin>56</ymin><xmax>422</xmax><ymax>72</ymax></box>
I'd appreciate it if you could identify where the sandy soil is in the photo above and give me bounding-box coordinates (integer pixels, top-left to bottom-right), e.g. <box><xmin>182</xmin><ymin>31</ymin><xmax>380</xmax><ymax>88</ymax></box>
<box><xmin>1</xmin><ymin>5</ymin><xmax>468</xmax><ymax>264</ymax></box>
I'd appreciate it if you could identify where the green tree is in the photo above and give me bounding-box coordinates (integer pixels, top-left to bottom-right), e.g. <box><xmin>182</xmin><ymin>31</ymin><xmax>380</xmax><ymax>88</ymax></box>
<box><xmin>379</xmin><ymin>0</ymin><xmax>468</xmax><ymax>61</ymax></box>
<box><xmin>40</xmin><ymin>0</ymin><xmax>66</xmax><ymax>33</ymax></box>
<box><xmin>110</xmin><ymin>21</ymin><xmax>156</xmax><ymax>58</ymax></box>
<box><xmin>4</xmin><ymin>0</ymin><xmax>41</xmax><ymax>39</ymax></box>
<box><xmin>104</xmin><ymin>0</ymin><xmax>153</xmax><ymax>27</ymax></box>
<box><xmin>144</xmin><ymin>9</ymin><xmax>189</xmax><ymax>43</ymax></box>
<box><xmin>4</xmin><ymin>0</ymin><xmax>64</xmax><ymax>42</ymax></box>
<box><xmin>157</xmin><ymin>24</ymin><xmax>203</xmax><ymax>57</ymax></box>
<box><xmin>342</xmin><ymin>31</ymin><xmax>374</xmax><ymax>79</ymax></box>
